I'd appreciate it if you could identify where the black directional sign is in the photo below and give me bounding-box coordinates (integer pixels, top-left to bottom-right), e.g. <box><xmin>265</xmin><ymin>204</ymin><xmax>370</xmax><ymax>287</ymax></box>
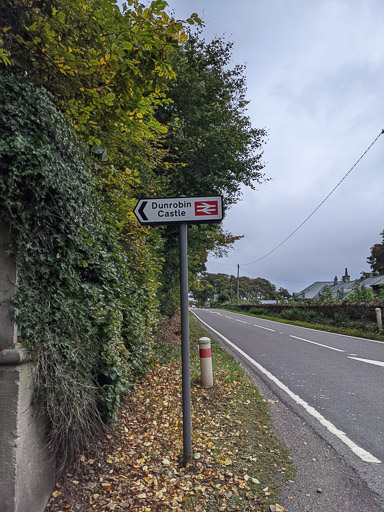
<box><xmin>134</xmin><ymin>196</ymin><xmax>223</xmax><ymax>226</ymax></box>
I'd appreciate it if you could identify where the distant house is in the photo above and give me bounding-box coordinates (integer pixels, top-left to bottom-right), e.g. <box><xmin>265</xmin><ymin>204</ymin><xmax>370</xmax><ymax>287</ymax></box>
<box><xmin>292</xmin><ymin>281</ymin><xmax>334</xmax><ymax>300</ymax></box>
<box><xmin>293</xmin><ymin>268</ymin><xmax>384</xmax><ymax>301</ymax></box>
<box><xmin>354</xmin><ymin>274</ymin><xmax>384</xmax><ymax>296</ymax></box>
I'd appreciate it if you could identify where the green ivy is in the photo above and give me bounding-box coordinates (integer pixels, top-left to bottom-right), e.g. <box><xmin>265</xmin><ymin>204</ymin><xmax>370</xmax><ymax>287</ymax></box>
<box><xmin>0</xmin><ymin>72</ymin><xmax>155</xmax><ymax>461</ymax></box>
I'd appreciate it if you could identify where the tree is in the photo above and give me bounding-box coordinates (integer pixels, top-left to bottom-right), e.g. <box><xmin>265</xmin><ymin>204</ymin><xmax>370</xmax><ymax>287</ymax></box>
<box><xmin>367</xmin><ymin>230</ymin><xmax>384</xmax><ymax>275</ymax></box>
<box><xmin>0</xmin><ymin>0</ymin><xmax>202</xmax><ymax>321</ymax></box>
<box><xmin>0</xmin><ymin>73</ymin><xmax>152</xmax><ymax>459</ymax></box>
<box><xmin>0</xmin><ymin>0</ymin><xmax>198</xmax><ymax>240</ymax></box>
<box><xmin>0</xmin><ymin>0</ymin><xmax>199</xmax><ymax>460</ymax></box>
<box><xmin>276</xmin><ymin>287</ymin><xmax>291</xmax><ymax>302</ymax></box>
<box><xmin>189</xmin><ymin>279</ymin><xmax>215</xmax><ymax>306</ymax></box>
<box><xmin>155</xmin><ymin>30</ymin><xmax>267</xmax><ymax>204</ymax></box>
<box><xmin>345</xmin><ymin>285</ymin><xmax>375</xmax><ymax>302</ymax></box>
<box><xmin>190</xmin><ymin>273</ymin><xmax>290</xmax><ymax>305</ymax></box>
<box><xmin>316</xmin><ymin>286</ymin><xmax>335</xmax><ymax>303</ymax></box>
<box><xmin>0</xmin><ymin>0</ymin><xmax>191</xmax><ymax>156</ymax></box>
<box><xmin>154</xmin><ymin>29</ymin><xmax>268</xmax><ymax>313</ymax></box>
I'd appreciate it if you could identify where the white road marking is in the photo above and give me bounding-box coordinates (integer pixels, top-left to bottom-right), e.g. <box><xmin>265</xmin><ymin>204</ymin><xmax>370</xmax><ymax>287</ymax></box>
<box><xmin>348</xmin><ymin>357</ymin><xmax>384</xmax><ymax>367</ymax></box>
<box><xmin>192</xmin><ymin>311</ymin><xmax>381</xmax><ymax>464</ymax></box>
<box><xmin>225</xmin><ymin>316</ymin><xmax>232</xmax><ymax>319</ymax></box>
<box><xmin>290</xmin><ymin>335</ymin><xmax>345</xmax><ymax>352</ymax></box>
<box><xmin>211</xmin><ymin>309</ymin><xmax>384</xmax><ymax>345</ymax></box>
<box><xmin>235</xmin><ymin>319</ymin><xmax>248</xmax><ymax>324</ymax></box>
<box><xmin>254</xmin><ymin>324</ymin><xmax>276</xmax><ymax>332</ymax></box>
<box><xmin>317</xmin><ymin>330</ymin><xmax>384</xmax><ymax>344</ymax></box>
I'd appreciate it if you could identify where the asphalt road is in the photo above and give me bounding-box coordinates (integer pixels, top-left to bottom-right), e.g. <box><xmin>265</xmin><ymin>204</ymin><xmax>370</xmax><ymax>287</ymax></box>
<box><xmin>192</xmin><ymin>308</ymin><xmax>384</xmax><ymax>511</ymax></box>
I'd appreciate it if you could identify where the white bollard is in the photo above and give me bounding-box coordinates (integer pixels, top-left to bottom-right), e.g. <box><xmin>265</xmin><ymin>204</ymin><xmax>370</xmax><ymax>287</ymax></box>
<box><xmin>376</xmin><ymin>308</ymin><xmax>383</xmax><ymax>331</ymax></box>
<box><xmin>198</xmin><ymin>337</ymin><xmax>213</xmax><ymax>388</ymax></box>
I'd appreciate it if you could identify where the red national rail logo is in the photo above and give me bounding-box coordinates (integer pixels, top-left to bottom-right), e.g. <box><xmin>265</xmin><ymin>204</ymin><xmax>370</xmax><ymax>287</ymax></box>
<box><xmin>194</xmin><ymin>200</ymin><xmax>219</xmax><ymax>216</ymax></box>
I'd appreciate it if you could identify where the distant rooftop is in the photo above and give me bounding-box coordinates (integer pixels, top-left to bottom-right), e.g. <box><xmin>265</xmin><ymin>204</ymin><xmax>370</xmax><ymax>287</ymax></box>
<box><xmin>294</xmin><ymin>270</ymin><xmax>384</xmax><ymax>301</ymax></box>
<box><xmin>293</xmin><ymin>281</ymin><xmax>334</xmax><ymax>300</ymax></box>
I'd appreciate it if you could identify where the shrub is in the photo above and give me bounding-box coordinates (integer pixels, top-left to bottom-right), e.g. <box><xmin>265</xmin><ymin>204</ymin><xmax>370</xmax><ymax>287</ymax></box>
<box><xmin>249</xmin><ymin>307</ymin><xmax>266</xmax><ymax>316</ymax></box>
<box><xmin>280</xmin><ymin>308</ymin><xmax>300</xmax><ymax>320</ymax></box>
<box><xmin>0</xmin><ymin>73</ymin><xmax>155</xmax><ymax>462</ymax></box>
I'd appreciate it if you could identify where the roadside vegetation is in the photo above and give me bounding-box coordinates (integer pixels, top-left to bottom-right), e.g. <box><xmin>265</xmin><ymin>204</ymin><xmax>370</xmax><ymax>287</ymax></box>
<box><xmin>190</xmin><ymin>273</ymin><xmax>291</xmax><ymax>305</ymax></box>
<box><xmin>0</xmin><ymin>0</ymin><xmax>267</xmax><ymax>465</ymax></box>
<box><xmin>224</xmin><ymin>307</ymin><xmax>384</xmax><ymax>342</ymax></box>
<box><xmin>45</xmin><ymin>313</ymin><xmax>294</xmax><ymax>511</ymax></box>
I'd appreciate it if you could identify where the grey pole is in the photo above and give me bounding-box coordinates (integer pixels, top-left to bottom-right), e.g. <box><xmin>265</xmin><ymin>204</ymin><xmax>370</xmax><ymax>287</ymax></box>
<box><xmin>237</xmin><ymin>263</ymin><xmax>240</xmax><ymax>306</ymax></box>
<box><xmin>179</xmin><ymin>220</ymin><xmax>192</xmax><ymax>464</ymax></box>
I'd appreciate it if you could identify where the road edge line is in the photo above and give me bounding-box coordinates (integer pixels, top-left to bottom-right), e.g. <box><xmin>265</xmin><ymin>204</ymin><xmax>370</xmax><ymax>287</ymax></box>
<box><xmin>191</xmin><ymin>310</ymin><xmax>381</xmax><ymax>465</ymax></box>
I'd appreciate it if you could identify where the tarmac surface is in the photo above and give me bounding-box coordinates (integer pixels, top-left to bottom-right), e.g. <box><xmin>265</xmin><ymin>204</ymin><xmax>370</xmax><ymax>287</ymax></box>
<box><xmin>193</xmin><ymin>309</ymin><xmax>384</xmax><ymax>512</ymax></box>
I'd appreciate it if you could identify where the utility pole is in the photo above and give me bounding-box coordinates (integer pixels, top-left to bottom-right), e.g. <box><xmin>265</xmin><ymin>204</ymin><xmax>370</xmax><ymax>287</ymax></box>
<box><xmin>237</xmin><ymin>264</ymin><xmax>240</xmax><ymax>306</ymax></box>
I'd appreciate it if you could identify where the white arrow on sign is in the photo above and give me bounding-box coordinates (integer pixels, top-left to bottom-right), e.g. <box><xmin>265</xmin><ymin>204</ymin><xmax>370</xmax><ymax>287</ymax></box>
<box><xmin>134</xmin><ymin>196</ymin><xmax>223</xmax><ymax>225</ymax></box>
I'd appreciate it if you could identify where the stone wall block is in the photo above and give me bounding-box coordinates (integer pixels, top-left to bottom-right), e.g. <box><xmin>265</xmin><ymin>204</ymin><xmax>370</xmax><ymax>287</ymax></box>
<box><xmin>0</xmin><ymin>222</ymin><xmax>55</xmax><ymax>511</ymax></box>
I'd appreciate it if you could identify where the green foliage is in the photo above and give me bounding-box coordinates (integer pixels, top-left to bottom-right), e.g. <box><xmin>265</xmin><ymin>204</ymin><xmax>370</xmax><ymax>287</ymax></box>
<box><xmin>0</xmin><ymin>73</ymin><xmax>155</xmax><ymax>461</ymax></box>
<box><xmin>280</xmin><ymin>308</ymin><xmax>321</xmax><ymax>323</ymax></box>
<box><xmin>0</xmin><ymin>0</ymin><xmax>198</xmax><ymax>324</ymax></box>
<box><xmin>1</xmin><ymin>0</ymin><xmax>209</xmax><ymax>322</ymax></box>
<box><xmin>243</xmin><ymin>303</ymin><xmax>384</xmax><ymax>335</ymax></box>
<box><xmin>233</xmin><ymin>307</ymin><xmax>384</xmax><ymax>341</ymax></box>
<box><xmin>156</xmin><ymin>29</ymin><xmax>267</xmax><ymax>204</ymax></box>
<box><xmin>190</xmin><ymin>278</ymin><xmax>216</xmax><ymax>306</ymax></box>
<box><xmin>367</xmin><ymin>229</ymin><xmax>384</xmax><ymax>276</ymax></box>
<box><xmin>249</xmin><ymin>307</ymin><xmax>266</xmax><ymax>315</ymax></box>
<box><xmin>332</xmin><ymin>310</ymin><xmax>351</xmax><ymax>327</ymax></box>
<box><xmin>0</xmin><ymin>0</ymin><xmax>275</xmax><ymax>464</ymax></box>
<box><xmin>0</xmin><ymin>1</ymin><xmax>199</xmax><ymax>258</ymax></box>
<box><xmin>216</xmin><ymin>291</ymin><xmax>230</xmax><ymax>304</ymax></box>
<box><xmin>316</xmin><ymin>285</ymin><xmax>335</xmax><ymax>303</ymax></box>
<box><xmin>153</xmin><ymin>29</ymin><xmax>268</xmax><ymax>314</ymax></box>
<box><xmin>344</xmin><ymin>284</ymin><xmax>375</xmax><ymax>302</ymax></box>
<box><xmin>1</xmin><ymin>0</ymin><xmax>189</xmax><ymax>155</ymax></box>
<box><xmin>190</xmin><ymin>272</ymin><xmax>291</xmax><ymax>306</ymax></box>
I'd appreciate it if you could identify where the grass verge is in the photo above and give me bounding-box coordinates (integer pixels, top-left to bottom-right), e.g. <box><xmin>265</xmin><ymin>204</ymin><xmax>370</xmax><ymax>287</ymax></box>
<box><xmin>223</xmin><ymin>308</ymin><xmax>384</xmax><ymax>342</ymax></box>
<box><xmin>45</xmin><ymin>312</ymin><xmax>294</xmax><ymax>512</ymax></box>
<box><xmin>186</xmin><ymin>314</ymin><xmax>295</xmax><ymax>511</ymax></box>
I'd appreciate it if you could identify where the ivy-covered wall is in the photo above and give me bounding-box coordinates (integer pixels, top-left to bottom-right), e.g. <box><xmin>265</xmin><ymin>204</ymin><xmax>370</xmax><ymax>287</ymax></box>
<box><xmin>0</xmin><ymin>73</ymin><xmax>156</xmax><ymax>461</ymax></box>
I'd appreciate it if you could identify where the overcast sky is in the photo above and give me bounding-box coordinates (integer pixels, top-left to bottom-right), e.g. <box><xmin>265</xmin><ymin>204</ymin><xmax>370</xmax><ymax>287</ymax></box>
<box><xmin>161</xmin><ymin>0</ymin><xmax>384</xmax><ymax>294</ymax></box>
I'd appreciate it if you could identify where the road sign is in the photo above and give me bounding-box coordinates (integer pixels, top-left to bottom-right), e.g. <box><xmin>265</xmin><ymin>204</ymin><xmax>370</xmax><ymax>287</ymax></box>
<box><xmin>134</xmin><ymin>196</ymin><xmax>223</xmax><ymax>226</ymax></box>
<box><xmin>133</xmin><ymin>194</ymin><xmax>224</xmax><ymax>464</ymax></box>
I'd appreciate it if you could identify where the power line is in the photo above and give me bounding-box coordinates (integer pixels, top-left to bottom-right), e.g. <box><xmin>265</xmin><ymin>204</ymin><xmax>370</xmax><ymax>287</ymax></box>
<box><xmin>240</xmin><ymin>266</ymin><xmax>308</xmax><ymax>284</ymax></box>
<box><xmin>208</xmin><ymin>261</ymin><xmax>238</xmax><ymax>267</ymax></box>
<box><xmin>241</xmin><ymin>130</ymin><xmax>384</xmax><ymax>267</ymax></box>
<box><xmin>206</xmin><ymin>260</ymin><xmax>307</xmax><ymax>283</ymax></box>
<box><xmin>238</xmin><ymin>267</ymin><xmax>297</xmax><ymax>294</ymax></box>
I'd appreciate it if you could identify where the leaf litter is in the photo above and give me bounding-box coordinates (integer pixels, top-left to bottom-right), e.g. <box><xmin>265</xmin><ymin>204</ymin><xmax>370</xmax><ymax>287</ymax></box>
<box><xmin>45</xmin><ymin>313</ymin><xmax>294</xmax><ymax>511</ymax></box>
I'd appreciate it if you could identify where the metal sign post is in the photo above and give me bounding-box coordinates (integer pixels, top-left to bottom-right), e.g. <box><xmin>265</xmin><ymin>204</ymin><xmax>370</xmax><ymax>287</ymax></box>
<box><xmin>134</xmin><ymin>195</ymin><xmax>223</xmax><ymax>465</ymax></box>
<box><xmin>179</xmin><ymin>220</ymin><xmax>192</xmax><ymax>464</ymax></box>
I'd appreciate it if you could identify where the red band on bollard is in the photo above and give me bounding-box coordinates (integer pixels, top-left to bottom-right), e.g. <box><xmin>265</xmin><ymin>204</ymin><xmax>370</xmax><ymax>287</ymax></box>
<box><xmin>199</xmin><ymin>348</ymin><xmax>211</xmax><ymax>359</ymax></box>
